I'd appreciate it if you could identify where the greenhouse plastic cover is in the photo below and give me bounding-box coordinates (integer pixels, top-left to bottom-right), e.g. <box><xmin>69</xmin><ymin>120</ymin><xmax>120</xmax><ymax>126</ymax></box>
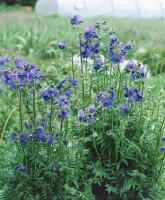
<box><xmin>35</xmin><ymin>0</ymin><xmax>165</xmax><ymax>19</ymax></box>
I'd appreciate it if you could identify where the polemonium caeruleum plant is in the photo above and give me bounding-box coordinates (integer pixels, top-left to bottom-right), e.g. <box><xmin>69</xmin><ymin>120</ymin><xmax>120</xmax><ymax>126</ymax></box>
<box><xmin>0</xmin><ymin>15</ymin><xmax>164</xmax><ymax>200</ymax></box>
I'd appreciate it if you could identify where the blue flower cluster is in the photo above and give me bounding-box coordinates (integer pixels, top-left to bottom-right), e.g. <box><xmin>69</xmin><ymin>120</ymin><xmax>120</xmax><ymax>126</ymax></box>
<box><xmin>97</xmin><ymin>89</ymin><xmax>116</xmax><ymax>109</ymax></box>
<box><xmin>120</xmin><ymin>87</ymin><xmax>143</xmax><ymax>114</ymax></box>
<box><xmin>9</xmin><ymin>128</ymin><xmax>55</xmax><ymax>145</ymax></box>
<box><xmin>80</xmin><ymin>41</ymin><xmax>100</xmax><ymax>59</ymax></box>
<box><xmin>108</xmin><ymin>34</ymin><xmax>131</xmax><ymax>65</ymax></box>
<box><xmin>126</xmin><ymin>60</ymin><xmax>146</xmax><ymax>81</ymax></box>
<box><xmin>124</xmin><ymin>87</ymin><xmax>143</xmax><ymax>102</ymax></box>
<box><xmin>78</xmin><ymin>104</ymin><xmax>97</xmax><ymax>124</ymax></box>
<box><xmin>84</xmin><ymin>25</ymin><xmax>99</xmax><ymax>40</ymax></box>
<box><xmin>78</xmin><ymin>22</ymin><xmax>101</xmax><ymax>62</ymax></box>
<box><xmin>160</xmin><ymin>136</ymin><xmax>165</xmax><ymax>152</ymax></box>
<box><xmin>0</xmin><ymin>55</ymin><xmax>10</xmax><ymax>67</ymax></box>
<box><xmin>1</xmin><ymin>57</ymin><xmax>43</xmax><ymax>90</ymax></box>
<box><xmin>41</xmin><ymin>78</ymin><xmax>78</xmax><ymax>118</ymax></box>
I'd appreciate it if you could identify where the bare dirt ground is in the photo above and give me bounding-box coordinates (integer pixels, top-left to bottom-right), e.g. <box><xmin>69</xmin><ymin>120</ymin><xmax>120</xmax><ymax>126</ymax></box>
<box><xmin>0</xmin><ymin>10</ymin><xmax>31</xmax><ymax>25</ymax></box>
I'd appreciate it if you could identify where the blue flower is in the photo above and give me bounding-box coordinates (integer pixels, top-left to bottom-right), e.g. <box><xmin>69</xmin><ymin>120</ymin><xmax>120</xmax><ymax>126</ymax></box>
<box><xmin>40</xmin><ymin>118</ymin><xmax>46</xmax><ymax>127</ymax></box>
<box><xmin>20</xmin><ymin>166</ymin><xmax>26</xmax><ymax>172</ymax></box>
<box><xmin>97</xmin><ymin>92</ymin><xmax>106</xmax><ymax>101</ymax></box>
<box><xmin>58</xmin><ymin>42</ymin><xmax>65</xmax><ymax>49</ymax></box>
<box><xmin>41</xmin><ymin>88</ymin><xmax>53</xmax><ymax>101</ymax></box>
<box><xmin>84</xmin><ymin>25</ymin><xmax>99</xmax><ymax>40</ymax></box>
<box><xmin>162</xmin><ymin>137</ymin><xmax>165</xmax><ymax>144</ymax></box>
<box><xmin>108</xmin><ymin>35</ymin><xmax>131</xmax><ymax>65</ymax></box>
<box><xmin>64</xmin><ymin>90</ymin><xmax>71</xmax><ymax>99</ymax></box>
<box><xmin>160</xmin><ymin>147</ymin><xmax>165</xmax><ymax>152</ymax></box>
<box><xmin>70</xmin><ymin>15</ymin><xmax>82</xmax><ymax>25</ymax></box>
<box><xmin>99</xmin><ymin>96</ymin><xmax>113</xmax><ymax>109</ymax></box>
<box><xmin>78</xmin><ymin>109</ymin><xmax>86</xmax><ymax>121</ymax></box>
<box><xmin>53</xmin><ymin>88</ymin><xmax>60</xmax><ymax>97</ymax></box>
<box><xmin>47</xmin><ymin>134</ymin><xmax>54</xmax><ymax>145</ymax></box>
<box><xmin>9</xmin><ymin>131</ymin><xmax>17</xmax><ymax>141</ymax></box>
<box><xmin>13</xmin><ymin>165</ymin><xmax>20</xmax><ymax>170</ymax></box>
<box><xmin>35</xmin><ymin>128</ymin><xmax>45</xmax><ymax>143</ymax></box>
<box><xmin>24</xmin><ymin>121</ymin><xmax>29</xmax><ymax>129</ymax></box>
<box><xmin>120</xmin><ymin>103</ymin><xmax>129</xmax><ymax>114</ymax></box>
<box><xmin>28</xmin><ymin>134</ymin><xmax>33</xmax><ymax>140</ymax></box>
<box><xmin>52</xmin><ymin>163</ymin><xmax>59</xmax><ymax>170</ymax></box>
<box><xmin>19</xmin><ymin>132</ymin><xmax>27</xmax><ymax>145</ymax></box>
<box><xmin>78</xmin><ymin>104</ymin><xmax>97</xmax><ymax>125</ymax></box>
<box><xmin>14</xmin><ymin>165</ymin><xmax>26</xmax><ymax>172</ymax></box>
<box><xmin>58</xmin><ymin>97</ymin><xmax>69</xmax><ymax>108</ymax></box>
<box><xmin>56</xmin><ymin>79</ymin><xmax>66</xmax><ymax>90</ymax></box>
<box><xmin>93</xmin><ymin>59</ymin><xmax>104</xmax><ymax>71</ymax></box>
<box><xmin>87</xmin><ymin>115</ymin><xmax>95</xmax><ymax>125</ymax></box>
<box><xmin>64</xmin><ymin>140</ymin><xmax>69</xmax><ymax>145</ymax></box>
<box><xmin>89</xmin><ymin>104</ymin><xmax>96</xmax><ymax>113</ymax></box>
<box><xmin>58</xmin><ymin>110</ymin><xmax>69</xmax><ymax>118</ymax></box>
<box><xmin>124</xmin><ymin>87</ymin><xmax>143</xmax><ymax>102</ymax></box>
<box><xmin>69</xmin><ymin>78</ymin><xmax>78</xmax><ymax>87</ymax></box>
<box><xmin>98</xmin><ymin>89</ymin><xmax>115</xmax><ymax>109</ymax></box>
<box><xmin>81</xmin><ymin>42</ymin><xmax>100</xmax><ymax>58</ymax></box>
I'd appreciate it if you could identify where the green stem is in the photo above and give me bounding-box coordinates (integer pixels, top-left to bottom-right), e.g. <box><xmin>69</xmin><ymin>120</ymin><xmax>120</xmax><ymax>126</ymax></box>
<box><xmin>32</xmin><ymin>87</ymin><xmax>36</xmax><ymax>127</ymax></box>
<box><xmin>71</xmin><ymin>51</ymin><xmax>75</xmax><ymax>79</ymax></box>
<box><xmin>92</xmin><ymin>125</ymin><xmax>102</xmax><ymax>165</ymax></box>
<box><xmin>49</xmin><ymin>97</ymin><xmax>53</xmax><ymax>134</ymax></box>
<box><xmin>19</xmin><ymin>88</ymin><xmax>23</xmax><ymax>131</ymax></box>
<box><xmin>0</xmin><ymin>107</ymin><xmax>16</xmax><ymax>145</ymax></box>
<box><xmin>117</xmin><ymin>65</ymin><xmax>121</xmax><ymax>103</ymax></box>
<box><xmin>77</xmin><ymin>26</ymin><xmax>85</xmax><ymax>104</ymax></box>
<box><xmin>156</xmin><ymin>153</ymin><xmax>165</xmax><ymax>184</ymax></box>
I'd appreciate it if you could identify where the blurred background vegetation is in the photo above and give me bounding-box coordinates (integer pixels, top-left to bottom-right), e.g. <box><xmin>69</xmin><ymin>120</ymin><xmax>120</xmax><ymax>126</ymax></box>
<box><xmin>0</xmin><ymin>2</ymin><xmax>165</xmax><ymax>76</ymax></box>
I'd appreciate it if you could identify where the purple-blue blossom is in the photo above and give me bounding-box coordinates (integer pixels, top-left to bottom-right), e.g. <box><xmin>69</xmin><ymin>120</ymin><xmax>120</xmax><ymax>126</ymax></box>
<box><xmin>124</xmin><ymin>87</ymin><xmax>143</xmax><ymax>102</ymax></box>
<box><xmin>108</xmin><ymin>35</ymin><xmax>131</xmax><ymax>65</ymax></box>
<box><xmin>19</xmin><ymin>132</ymin><xmax>27</xmax><ymax>145</ymax></box>
<box><xmin>78</xmin><ymin>109</ymin><xmax>86</xmax><ymax>121</ymax></box>
<box><xmin>94</xmin><ymin>58</ymin><xmax>104</xmax><ymax>71</ymax></box>
<box><xmin>41</xmin><ymin>88</ymin><xmax>53</xmax><ymax>101</ymax></box>
<box><xmin>9</xmin><ymin>131</ymin><xmax>17</xmax><ymax>141</ymax></box>
<box><xmin>78</xmin><ymin>104</ymin><xmax>97</xmax><ymax>125</ymax></box>
<box><xmin>81</xmin><ymin>42</ymin><xmax>100</xmax><ymax>58</ymax></box>
<box><xmin>84</xmin><ymin>25</ymin><xmax>99</xmax><ymax>40</ymax></box>
<box><xmin>162</xmin><ymin>136</ymin><xmax>165</xmax><ymax>143</ymax></box>
<box><xmin>69</xmin><ymin>78</ymin><xmax>78</xmax><ymax>87</ymax></box>
<box><xmin>64</xmin><ymin>140</ymin><xmax>69</xmax><ymax>145</ymax></box>
<box><xmin>47</xmin><ymin>134</ymin><xmax>54</xmax><ymax>145</ymax></box>
<box><xmin>14</xmin><ymin>165</ymin><xmax>26</xmax><ymax>172</ymax></box>
<box><xmin>70</xmin><ymin>15</ymin><xmax>82</xmax><ymax>25</ymax></box>
<box><xmin>98</xmin><ymin>89</ymin><xmax>115</xmax><ymax>109</ymax></box>
<box><xmin>24</xmin><ymin>121</ymin><xmax>29</xmax><ymax>129</ymax></box>
<box><xmin>120</xmin><ymin>103</ymin><xmax>129</xmax><ymax>114</ymax></box>
<box><xmin>58</xmin><ymin>110</ymin><xmax>69</xmax><ymax>118</ymax></box>
<box><xmin>160</xmin><ymin>147</ymin><xmax>165</xmax><ymax>152</ymax></box>
<box><xmin>64</xmin><ymin>90</ymin><xmax>71</xmax><ymax>99</ymax></box>
<box><xmin>52</xmin><ymin>163</ymin><xmax>59</xmax><ymax>170</ymax></box>
<box><xmin>58</xmin><ymin>43</ymin><xmax>65</xmax><ymax>49</ymax></box>
<box><xmin>34</xmin><ymin>128</ymin><xmax>45</xmax><ymax>143</ymax></box>
<box><xmin>40</xmin><ymin>118</ymin><xmax>46</xmax><ymax>127</ymax></box>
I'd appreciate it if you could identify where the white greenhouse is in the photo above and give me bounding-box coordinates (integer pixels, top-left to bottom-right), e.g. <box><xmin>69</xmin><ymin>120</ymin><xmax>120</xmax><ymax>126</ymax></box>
<box><xmin>35</xmin><ymin>0</ymin><xmax>165</xmax><ymax>19</ymax></box>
